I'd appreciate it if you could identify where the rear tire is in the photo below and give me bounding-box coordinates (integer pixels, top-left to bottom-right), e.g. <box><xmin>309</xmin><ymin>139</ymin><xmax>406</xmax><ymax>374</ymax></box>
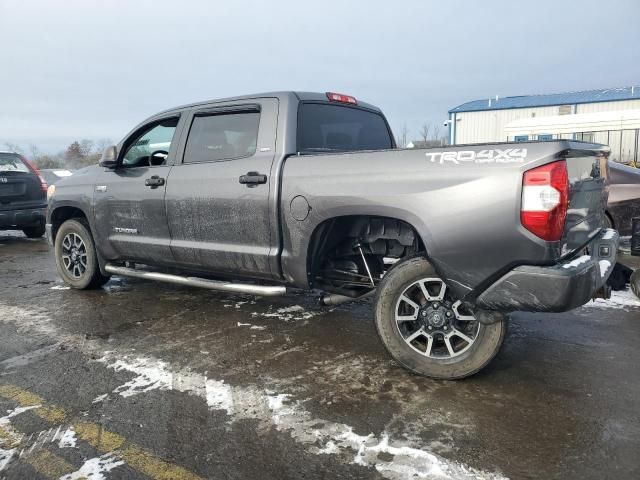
<box><xmin>374</xmin><ymin>256</ymin><xmax>506</xmax><ymax>379</ymax></box>
<box><xmin>22</xmin><ymin>224</ymin><xmax>45</xmax><ymax>238</ymax></box>
<box><xmin>54</xmin><ymin>218</ymin><xmax>110</xmax><ymax>289</ymax></box>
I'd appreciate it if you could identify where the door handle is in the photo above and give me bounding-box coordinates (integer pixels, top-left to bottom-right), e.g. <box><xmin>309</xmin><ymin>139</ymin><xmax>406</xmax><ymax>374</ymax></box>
<box><xmin>239</xmin><ymin>171</ymin><xmax>267</xmax><ymax>187</ymax></box>
<box><xmin>144</xmin><ymin>175</ymin><xmax>165</xmax><ymax>189</ymax></box>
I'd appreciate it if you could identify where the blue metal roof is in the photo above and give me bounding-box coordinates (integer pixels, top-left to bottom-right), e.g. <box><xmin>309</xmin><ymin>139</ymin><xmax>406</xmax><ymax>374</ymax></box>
<box><xmin>449</xmin><ymin>86</ymin><xmax>640</xmax><ymax>113</ymax></box>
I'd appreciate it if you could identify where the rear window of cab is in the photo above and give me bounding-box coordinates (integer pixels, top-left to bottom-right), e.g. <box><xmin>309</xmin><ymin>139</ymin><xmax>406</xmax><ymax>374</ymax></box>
<box><xmin>297</xmin><ymin>103</ymin><xmax>393</xmax><ymax>154</ymax></box>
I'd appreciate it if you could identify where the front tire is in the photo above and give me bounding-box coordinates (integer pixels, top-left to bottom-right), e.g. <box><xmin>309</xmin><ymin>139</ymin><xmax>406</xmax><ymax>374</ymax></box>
<box><xmin>374</xmin><ymin>256</ymin><xmax>506</xmax><ymax>379</ymax></box>
<box><xmin>54</xmin><ymin>219</ymin><xmax>110</xmax><ymax>289</ymax></box>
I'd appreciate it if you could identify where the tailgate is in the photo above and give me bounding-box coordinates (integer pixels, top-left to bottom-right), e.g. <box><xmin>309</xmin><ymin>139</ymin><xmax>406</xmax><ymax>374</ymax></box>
<box><xmin>561</xmin><ymin>145</ymin><xmax>610</xmax><ymax>257</ymax></box>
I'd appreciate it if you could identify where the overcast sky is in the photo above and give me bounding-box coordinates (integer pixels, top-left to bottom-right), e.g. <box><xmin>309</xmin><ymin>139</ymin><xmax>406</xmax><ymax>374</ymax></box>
<box><xmin>1</xmin><ymin>0</ymin><xmax>639</xmax><ymax>153</ymax></box>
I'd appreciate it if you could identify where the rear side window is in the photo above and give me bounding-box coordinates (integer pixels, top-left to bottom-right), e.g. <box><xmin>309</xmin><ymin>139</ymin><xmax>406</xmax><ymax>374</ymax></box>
<box><xmin>183</xmin><ymin>111</ymin><xmax>260</xmax><ymax>163</ymax></box>
<box><xmin>297</xmin><ymin>103</ymin><xmax>393</xmax><ymax>153</ymax></box>
<box><xmin>0</xmin><ymin>153</ymin><xmax>29</xmax><ymax>173</ymax></box>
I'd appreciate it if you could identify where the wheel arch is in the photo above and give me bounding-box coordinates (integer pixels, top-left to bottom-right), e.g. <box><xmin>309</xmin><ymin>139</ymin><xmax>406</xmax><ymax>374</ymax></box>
<box><xmin>303</xmin><ymin>214</ymin><xmax>428</xmax><ymax>294</ymax></box>
<box><xmin>49</xmin><ymin>204</ymin><xmax>91</xmax><ymax>243</ymax></box>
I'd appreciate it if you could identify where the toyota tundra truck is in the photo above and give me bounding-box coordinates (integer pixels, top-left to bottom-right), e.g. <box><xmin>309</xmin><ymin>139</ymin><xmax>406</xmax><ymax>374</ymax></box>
<box><xmin>46</xmin><ymin>91</ymin><xmax>619</xmax><ymax>379</ymax></box>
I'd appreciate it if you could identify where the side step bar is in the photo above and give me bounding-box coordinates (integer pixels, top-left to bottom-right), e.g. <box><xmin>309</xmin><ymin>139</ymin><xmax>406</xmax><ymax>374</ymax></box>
<box><xmin>104</xmin><ymin>264</ymin><xmax>286</xmax><ymax>297</ymax></box>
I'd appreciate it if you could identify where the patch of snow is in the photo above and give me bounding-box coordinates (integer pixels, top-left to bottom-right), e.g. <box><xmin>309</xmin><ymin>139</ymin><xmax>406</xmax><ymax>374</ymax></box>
<box><xmin>60</xmin><ymin>453</ymin><xmax>124</xmax><ymax>480</ymax></box>
<box><xmin>602</xmin><ymin>229</ymin><xmax>616</xmax><ymax>240</ymax></box>
<box><xmin>205</xmin><ymin>380</ymin><xmax>234</xmax><ymax>413</ymax></box>
<box><xmin>225</xmin><ymin>300</ymin><xmax>255</xmax><ymax>309</ymax></box>
<box><xmin>253</xmin><ymin>305</ymin><xmax>319</xmax><ymax>322</ymax></box>
<box><xmin>98</xmin><ymin>357</ymin><xmax>174</xmax><ymax>398</ymax></box>
<box><xmin>58</xmin><ymin>427</ymin><xmax>77</xmax><ymax>448</ymax></box>
<box><xmin>0</xmin><ymin>405</ymin><xmax>41</xmax><ymax>472</ymax></box>
<box><xmin>277</xmin><ymin>305</ymin><xmax>304</xmax><ymax>313</ymax></box>
<box><xmin>92</xmin><ymin>393</ymin><xmax>108</xmax><ymax>404</ymax></box>
<box><xmin>98</xmin><ymin>355</ymin><xmax>505</xmax><ymax>480</ymax></box>
<box><xmin>583</xmin><ymin>288</ymin><xmax>640</xmax><ymax>309</ymax></box>
<box><xmin>598</xmin><ymin>260</ymin><xmax>612</xmax><ymax>278</ymax></box>
<box><xmin>0</xmin><ymin>448</ymin><xmax>16</xmax><ymax>472</ymax></box>
<box><xmin>50</xmin><ymin>285</ymin><xmax>71</xmax><ymax>290</ymax></box>
<box><xmin>0</xmin><ymin>405</ymin><xmax>41</xmax><ymax>427</ymax></box>
<box><xmin>562</xmin><ymin>255</ymin><xmax>591</xmax><ymax>269</ymax></box>
<box><xmin>236</xmin><ymin>322</ymin><xmax>267</xmax><ymax>330</ymax></box>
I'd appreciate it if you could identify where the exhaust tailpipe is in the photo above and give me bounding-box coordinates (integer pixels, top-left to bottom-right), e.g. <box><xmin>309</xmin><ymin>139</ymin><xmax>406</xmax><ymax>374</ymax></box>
<box><xmin>320</xmin><ymin>290</ymin><xmax>375</xmax><ymax>306</ymax></box>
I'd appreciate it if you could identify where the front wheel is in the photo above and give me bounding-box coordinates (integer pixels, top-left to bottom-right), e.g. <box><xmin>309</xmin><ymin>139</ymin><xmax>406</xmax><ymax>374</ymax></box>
<box><xmin>54</xmin><ymin>219</ymin><xmax>110</xmax><ymax>289</ymax></box>
<box><xmin>374</xmin><ymin>257</ymin><xmax>506</xmax><ymax>379</ymax></box>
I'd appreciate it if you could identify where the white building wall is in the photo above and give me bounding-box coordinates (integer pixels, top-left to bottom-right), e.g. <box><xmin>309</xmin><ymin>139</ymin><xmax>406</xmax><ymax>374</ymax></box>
<box><xmin>576</xmin><ymin>99</ymin><xmax>640</xmax><ymax>113</ymax></box>
<box><xmin>454</xmin><ymin>106</ymin><xmax>563</xmax><ymax>144</ymax></box>
<box><xmin>453</xmin><ymin>99</ymin><xmax>640</xmax><ymax>144</ymax></box>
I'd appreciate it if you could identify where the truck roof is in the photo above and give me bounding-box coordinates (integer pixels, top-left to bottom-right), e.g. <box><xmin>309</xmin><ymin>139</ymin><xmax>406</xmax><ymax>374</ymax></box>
<box><xmin>157</xmin><ymin>91</ymin><xmax>382</xmax><ymax>116</ymax></box>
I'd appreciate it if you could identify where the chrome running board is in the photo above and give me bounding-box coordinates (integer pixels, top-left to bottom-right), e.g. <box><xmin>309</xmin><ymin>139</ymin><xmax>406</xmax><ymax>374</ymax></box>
<box><xmin>104</xmin><ymin>264</ymin><xmax>286</xmax><ymax>297</ymax></box>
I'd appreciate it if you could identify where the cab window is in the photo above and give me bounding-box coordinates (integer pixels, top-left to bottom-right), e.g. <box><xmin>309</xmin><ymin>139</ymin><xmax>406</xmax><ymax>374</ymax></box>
<box><xmin>183</xmin><ymin>111</ymin><xmax>260</xmax><ymax>163</ymax></box>
<box><xmin>121</xmin><ymin>117</ymin><xmax>179</xmax><ymax>168</ymax></box>
<box><xmin>297</xmin><ymin>103</ymin><xmax>393</xmax><ymax>153</ymax></box>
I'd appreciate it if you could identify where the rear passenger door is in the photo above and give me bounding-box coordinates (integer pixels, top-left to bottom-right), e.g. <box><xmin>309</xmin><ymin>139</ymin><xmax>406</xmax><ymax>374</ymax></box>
<box><xmin>165</xmin><ymin>99</ymin><xmax>279</xmax><ymax>280</ymax></box>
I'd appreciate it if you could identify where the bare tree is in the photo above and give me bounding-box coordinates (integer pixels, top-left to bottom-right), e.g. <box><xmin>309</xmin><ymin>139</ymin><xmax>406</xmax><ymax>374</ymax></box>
<box><xmin>419</xmin><ymin>123</ymin><xmax>431</xmax><ymax>143</ymax></box>
<box><xmin>397</xmin><ymin>124</ymin><xmax>410</xmax><ymax>148</ymax></box>
<box><xmin>4</xmin><ymin>142</ymin><xmax>23</xmax><ymax>154</ymax></box>
<box><xmin>79</xmin><ymin>139</ymin><xmax>94</xmax><ymax>157</ymax></box>
<box><xmin>432</xmin><ymin>125</ymin><xmax>441</xmax><ymax>143</ymax></box>
<box><xmin>95</xmin><ymin>138</ymin><xmax>114</xmax><ymax>154</ymax></box>
<box><xmin>29</xmin><ymin>144</ymin><xmax>41</xmax><ymax>160</ymax></box>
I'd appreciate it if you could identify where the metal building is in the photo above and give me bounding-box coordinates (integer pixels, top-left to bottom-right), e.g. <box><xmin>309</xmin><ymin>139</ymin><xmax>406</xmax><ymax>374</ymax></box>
<box><xmin>448</xmin><ymin>86</ymin><xmax>640</xmax><ymax>165</ymax></box>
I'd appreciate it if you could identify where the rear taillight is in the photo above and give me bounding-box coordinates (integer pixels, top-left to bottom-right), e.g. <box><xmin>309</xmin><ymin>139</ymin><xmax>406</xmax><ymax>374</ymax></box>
<box><xmin>21</xmin><ymin>155</ymin><xmax>48</xmax><ymax>192</ymax></box>
<box><xmin>521</xmin><ymin>160</ymin><xmax>569</xmax><ymax>241</ymax></box>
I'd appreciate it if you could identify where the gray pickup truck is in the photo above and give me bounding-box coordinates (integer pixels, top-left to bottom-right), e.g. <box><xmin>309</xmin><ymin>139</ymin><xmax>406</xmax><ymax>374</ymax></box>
<box><xmin>46</xmin><ymin>91</ymin><xmax>619</xmax><ymax>379</ymax></box>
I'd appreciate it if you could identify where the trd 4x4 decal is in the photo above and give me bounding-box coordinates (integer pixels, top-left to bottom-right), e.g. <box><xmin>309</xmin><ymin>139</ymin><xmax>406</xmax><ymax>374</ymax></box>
<box><xmin>425</xmin><ymin>149</ymin><xmax>527</xmax><ymax>165</ymax></box>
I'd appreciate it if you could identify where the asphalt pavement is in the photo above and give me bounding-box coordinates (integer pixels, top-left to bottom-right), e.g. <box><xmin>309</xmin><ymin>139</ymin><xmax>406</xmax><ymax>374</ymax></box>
<box><xmin>1</xmin><ymin>232</ymin><xmax>639</xmax><ymax>480</ymax></box>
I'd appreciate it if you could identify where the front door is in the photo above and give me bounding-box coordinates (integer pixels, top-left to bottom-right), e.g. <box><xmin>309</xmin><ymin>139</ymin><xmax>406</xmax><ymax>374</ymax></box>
<box><xmin>94</xmin><ymin>114</ymin><xmax>184</xmax><ymax>264</ymax></box>
<box><xmin>165</xmin><ymin>99</ymin><xmax>278</xmax><ymax>280</ymax></box>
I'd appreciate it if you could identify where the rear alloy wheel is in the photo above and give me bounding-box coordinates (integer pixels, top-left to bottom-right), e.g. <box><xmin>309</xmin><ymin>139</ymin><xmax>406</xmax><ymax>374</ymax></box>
<box><xmin>54</xmin><ymin>219</ymin><xmax>110</xmax><ymax>289</ymax></box>
<box><xmin>374</xmin><ymin>257</ymin><xmax>506</xmax><ymax>379</ymax></box>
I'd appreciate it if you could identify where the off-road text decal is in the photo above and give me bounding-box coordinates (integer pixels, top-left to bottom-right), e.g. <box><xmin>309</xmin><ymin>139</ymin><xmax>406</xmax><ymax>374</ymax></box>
<box><xmin>425</xmin><ymin>148</ymin><xmax>527</xmax><ymax>164</ymax></box>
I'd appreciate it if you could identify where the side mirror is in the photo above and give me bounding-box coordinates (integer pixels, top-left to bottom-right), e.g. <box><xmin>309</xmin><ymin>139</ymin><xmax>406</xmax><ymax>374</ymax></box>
<box><xmin>99</xmin><ymin>146</ymin><xmax>118</xmax><ymax>168</ymax></box>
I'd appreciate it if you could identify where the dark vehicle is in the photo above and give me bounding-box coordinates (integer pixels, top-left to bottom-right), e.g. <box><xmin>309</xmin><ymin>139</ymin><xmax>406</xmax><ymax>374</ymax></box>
<box><xmin>46</xmin><ymin>91</ymin><xmax>619</xmax><ymax>379</ymax></box>
<box><xmin>0</xmin><ymin>151</ymin><xmax>48</xmax><ymax>238</ymax></box>
<box><xmin>606</xmin><ymin>161</ymin><xmax>640</xmax><ymax>235</ymax></box>
<box><xmin>41</xmin><ymin>169</ymin><xmax>73</xmax><ymax>185</ymax></box>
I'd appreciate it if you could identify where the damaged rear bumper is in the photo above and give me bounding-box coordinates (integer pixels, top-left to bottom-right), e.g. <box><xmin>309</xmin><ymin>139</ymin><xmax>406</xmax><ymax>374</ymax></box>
<box><xmin>477</xmin><ymin>229</ymin><xmax>619</xmax><ymax>312</ymax></box>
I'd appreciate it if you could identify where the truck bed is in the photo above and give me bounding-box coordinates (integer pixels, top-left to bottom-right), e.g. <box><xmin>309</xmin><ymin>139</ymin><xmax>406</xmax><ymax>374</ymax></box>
<box><xmin>280</xmin><ymin>140</ymin><xmax>609</xmax><ymax>299</ymax></box>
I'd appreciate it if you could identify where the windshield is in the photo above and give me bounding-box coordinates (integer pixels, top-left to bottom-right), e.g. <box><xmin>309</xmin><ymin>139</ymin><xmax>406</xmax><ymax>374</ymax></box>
<box><xmin>297</xmin><ymin>103</ymin><xmax>393</xmax><ymax>153</ymax></box>
<box><xmin>0</xmin><ymin>153</ymin><xmax>29</xmax><ymax>173</ymax></box>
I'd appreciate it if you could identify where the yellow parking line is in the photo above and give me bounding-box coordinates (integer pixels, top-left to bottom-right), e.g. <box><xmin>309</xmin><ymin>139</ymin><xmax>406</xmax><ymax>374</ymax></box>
<box><xmin>0</xmin><ymin>385</ymin><xmax>67</xmax><ymax>423</ymax></box>
<box><xmin>0</xmin><ymin>423</ymin><xmax>22</xmax><ymax>448</ymax></box>
<box><xmin>74</xmin><ymin>422</ymin><xmax>201</xmax><ymax>480</ymax></box>
<box><xmin>0</xmin><ymin>384</ymin><xmax>204</xmax><ymax>480</ymax></box>
<box><xmin>24</xmin><ymin>448</ymin><xmax>80</xmax><ymax>480</ymax></box>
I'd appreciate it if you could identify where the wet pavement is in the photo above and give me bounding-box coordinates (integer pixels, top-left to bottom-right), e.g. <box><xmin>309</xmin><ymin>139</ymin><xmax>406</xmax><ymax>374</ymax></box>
<box><xmin>1</xmin><ymin>232</ymin><xmax>639</xmax><ymax>480</ymax></box>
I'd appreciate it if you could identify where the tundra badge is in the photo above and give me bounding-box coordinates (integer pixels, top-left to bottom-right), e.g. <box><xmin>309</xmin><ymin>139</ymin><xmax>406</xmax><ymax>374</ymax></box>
<box><xmin>114</xmin><ymin>227</ymin><xmax>138</xmax><ymax>234</ymax></box>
